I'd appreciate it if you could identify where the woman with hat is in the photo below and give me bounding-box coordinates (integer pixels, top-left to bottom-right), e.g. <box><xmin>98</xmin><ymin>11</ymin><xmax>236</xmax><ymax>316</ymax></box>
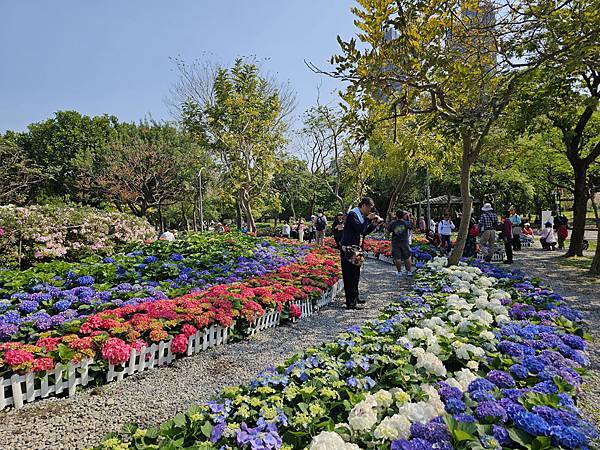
<box><xmin>478</xmin><ymin>203</ymin><xmax>499</xmax><ymax>262</ymax></box>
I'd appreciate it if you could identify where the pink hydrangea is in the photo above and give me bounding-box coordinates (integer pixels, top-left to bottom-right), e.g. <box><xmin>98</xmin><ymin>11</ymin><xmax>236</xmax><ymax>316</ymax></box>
<box><xmin>101</xmin><ymin>338</ymin><xmax>132</xmax><ymax>365</ymax></box>
<box><xmin>3</xmin><ymin>349</ymin><xmax>35</xmax><ymax>368</ymax></box>
<box><xmin>171</xmin><ymin>334</ymin><xmax>188</xmax><ymax>354</ymax></box>
<box><xmin>290</xmin><ymin>304</ymin><xmax>302</xmax><ymax>319</ymax></box>
<box><xmin>181</xmin><ymin>324</ymin><xmax>197</xmax><ymax>337</ymax></box>
<box><xmin>32</xmin><ymin>357</ymin><xmax>55</xmax><ymax>372</ymax></box>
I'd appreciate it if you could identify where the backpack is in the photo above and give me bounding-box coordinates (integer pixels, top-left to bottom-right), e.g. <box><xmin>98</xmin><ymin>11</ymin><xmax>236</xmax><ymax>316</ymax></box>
<box><xmin>315</xmin><ymin>216</ymin><xmax>326</xmax><ymax>231</ymax></box>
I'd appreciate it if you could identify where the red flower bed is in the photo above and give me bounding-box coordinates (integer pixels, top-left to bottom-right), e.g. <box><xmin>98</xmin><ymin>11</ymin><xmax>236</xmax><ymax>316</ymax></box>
<box><xmin>0</xmin><ymin>247</ymin><xmax>340</xmax><ymax>375</ymax></box>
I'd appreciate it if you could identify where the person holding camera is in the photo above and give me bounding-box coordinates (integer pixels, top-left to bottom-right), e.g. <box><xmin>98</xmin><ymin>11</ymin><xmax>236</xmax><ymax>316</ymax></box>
<box><xmin>340</xmin><ymin>197</ymin><xmax>382</xmax><ymax>310</ymax></box>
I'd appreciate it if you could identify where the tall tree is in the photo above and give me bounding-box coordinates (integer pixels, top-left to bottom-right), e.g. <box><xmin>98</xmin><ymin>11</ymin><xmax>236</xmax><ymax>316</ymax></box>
<box><xmin>180</xmin><ymin>58</ymin><xmax>293</xmax><ymax>233</ymax></box>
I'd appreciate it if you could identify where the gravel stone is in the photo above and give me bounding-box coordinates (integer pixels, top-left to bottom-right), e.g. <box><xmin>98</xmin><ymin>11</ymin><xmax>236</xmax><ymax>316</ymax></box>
<box><xmin>0</xmin><ymin>259</ymin><xmax>402</xmax><ymax>450</ymax></box>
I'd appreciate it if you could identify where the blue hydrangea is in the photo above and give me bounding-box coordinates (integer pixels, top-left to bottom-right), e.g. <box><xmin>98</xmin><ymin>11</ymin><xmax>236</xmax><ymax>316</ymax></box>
<box><xmin>18</xmin><ymin>300</ymin><xmax>39</xmax><ymax>313</ymax></box>
<box><xmin>76</xmin><ymin>275</ymin><xmax>95</xmax><ymax>286</ymax></box>
<box><xmin>550</xmin><ymin>425</ymin><xmax>587</xmax><ymax>449</ymax></box>
<box><xmin>170</xmin><ymin>253</ymin><xmax>184</xmax><ymax>261</ymax></box>
<box><xmin>561</xmin><ymin>334</ymin><xmax>586</xmax><ymax>350</ymax></box>
<box><xmin>532</xmin><ymin>380</ymin><xmax>558</xmax><ymax>395</ymax></box>
<box><xmin>102</xmin><ymin>257</ymin><xmax>115</xmax><ymax>263</ymax></box>
<box><xmin>454</xmin><ymin>414</ymin><xmax>476</xmax><ymax>423</ymax></box>
<box><xmin>437</xmin><ymin>383</ymin><xmax>463</xmax><ymax>402</ymax></box>
<box><xmin>53</xmin><ymin>299</ymin><xmax>72</xmax><ymax>312</ymax></box>
<box><xmin>509</xmin><ymin>364</ymin><xmax>529</xmax><ymax>379</ymax></box>
<box><xmin>445</xmin><ymin>398</ymin><xmax>467</xmax><ymax>415</ymax></box>
<box><xmin>522</xmin><ymin>356</ymin><xmax>545</xmax><ymax>374</ymax></box>
<box><xmin>513</xmin><ymin>411</ymin><xmax>551</xmax><ymax>436</ymax></box>
<box><xmin>470</xmin><ymin>390</ymin><xmax>495</xmax><ymax>403</ymax></box>
<box><xmin>143</xmin><ymin>255</ymin><xmax>157</xmax><ymax>264</ymax></box>
<box><xmin>1</xmin><ymin>310</ymin><xmax>22</xmax><ymax>324</ymax></box>
<box><xmin>468</xmin><ymin>378</ymin><xmax>496</xmax><ymax>393</ymax></box>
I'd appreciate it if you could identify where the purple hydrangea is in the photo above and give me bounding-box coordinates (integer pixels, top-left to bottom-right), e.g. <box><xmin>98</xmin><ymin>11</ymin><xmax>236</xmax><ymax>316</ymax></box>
<box><xmin>561</xmin><ymin>334</ymin><xmax>586</xmax><ymax>350</ymax></box>
<box><xmin>474</xmin><ymin>401</ymin><xmax>508</xmax><ymax>423</ymax></box>
<box><xmin>18</xmin><ymin>300</ymin><xmax>39</xmax><ymax>314</ymax></box>
<box><xmin>76</xmin><ymin>275</ymin><xmax>95</xmax><ymax>286</ymax></box>
<box><xmin>391</xmin><ymin>438</ymin><xmax>434</xmax><ymax>450</ymax></box>
<box><xmin>522</xmin><ymin>356</ymin><xmax>545</xmax><ymax>374</ymax></box>
<box><xmin>492</xmin><ymin>425</ymin><xmax>510</xmax><ymax>446</ymax></box>
<box><xmin>410</xmin><ymin>422</ymin><xmax>450</xmax><ymax>443</ymax></box>
<box><xmin>486</xmin><ymin>370</ymin><xmax>515</xmax><ymax>388</ymax></box>
<box><xmin>437</xmin><ymin>383</ymin><xmax>463</xmax><ymax>402</ymax></box>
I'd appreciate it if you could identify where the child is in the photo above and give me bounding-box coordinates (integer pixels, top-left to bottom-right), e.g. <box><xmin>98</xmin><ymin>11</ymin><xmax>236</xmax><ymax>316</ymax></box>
<box><xmin>540</xmin><ymin>222</ymin><xmax>557</xmax><ymax>250</ymax></box>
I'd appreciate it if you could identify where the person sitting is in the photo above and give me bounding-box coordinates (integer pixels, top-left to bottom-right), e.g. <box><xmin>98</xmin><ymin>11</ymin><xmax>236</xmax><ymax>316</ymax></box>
<box><xmin>521</xmin><ymin>223</ymin><xmax>534</xmax><ymax>244</ymax></box>
<box><xmin>540</xmin><ymin>222</ymin><xmax>557</xmax><ymax>250</ymax></box>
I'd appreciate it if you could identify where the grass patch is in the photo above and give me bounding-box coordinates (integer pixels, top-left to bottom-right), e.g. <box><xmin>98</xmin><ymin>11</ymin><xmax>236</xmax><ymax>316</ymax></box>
<box><xmin>556</xmin><ymin>255</ymin><xmax>600</xmax><ymax>283</ymax></box>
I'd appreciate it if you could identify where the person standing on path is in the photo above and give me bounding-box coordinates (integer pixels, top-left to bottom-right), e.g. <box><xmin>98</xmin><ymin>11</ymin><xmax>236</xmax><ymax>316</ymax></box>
<box><xmin>478</xmin><ymin>203</ymin><xmax>499</xmax><ymax>262</ymax></box>
<box><xmin>315</xmin><ymin>209</ymin><xmax>327</xmax><ymax>246</ymax></box>
<box><xmin>437</xmin><ymin>213</ymin><xmax>455</xmax><ymax>255</ymax></box>
<box><xmin>281</xmin><ymin>220</ymin><xmax>291</xmax><ymax>238</ymax></box>
<box><xmin>340</xmin><ymin>197</ymin><xmax>381</xmax><ymax>310</ymax></box>
<box><xmin>332</xmin><ymin>212</ymin><xmax>345</xmax><ymax>249</ymax></box>
<box><xmin>501</xmin><ymin>211</ymin><xmax>514</xmax><ymax>264</ymax></box>
<box><xmin>297</xmin><ymin>219</ymin><xmax>305</xmax><ymax>243</ymax></box>
<box><xmin>509</xmin><ymin>207</ymin><xmax>522</xmax><ymax>251</ymax></box>
<box><xmin>307</xmin><ymin>215</ymin><xmax>316</xmax><ymax>243</ymax></box>
<box><xmin>464</xmin><ymin>217</ymin><xmax>479</xmax><ymax>258</ymax></box>
<box><xmin>387</xmin><ymin>209</ymin><xmax>414</xmax><ymax>277</ymax></box>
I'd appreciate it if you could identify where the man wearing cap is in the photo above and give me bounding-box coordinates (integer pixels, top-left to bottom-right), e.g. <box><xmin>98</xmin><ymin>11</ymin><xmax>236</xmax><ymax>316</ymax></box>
<box><xmin>478</xmin><ymin>203</ymin><xmax>499</xmax><ymax>262</ymax></box>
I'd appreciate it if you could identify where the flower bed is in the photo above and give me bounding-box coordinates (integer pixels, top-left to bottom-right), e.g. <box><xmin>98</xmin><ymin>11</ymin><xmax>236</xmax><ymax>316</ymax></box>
<box><xmin>94</xmin><ymin>257</ymin><xmax>596</xmax><ymax>450</ymax></box>
<box><xmin>0</xmin><ymin>234</ymin><xmax>306</xmax><ymax>343</ymax></box>
<box><xmin>0</xmin><ymin>204</ymin><xmax>156</xmax><ymax>269</ymax></box>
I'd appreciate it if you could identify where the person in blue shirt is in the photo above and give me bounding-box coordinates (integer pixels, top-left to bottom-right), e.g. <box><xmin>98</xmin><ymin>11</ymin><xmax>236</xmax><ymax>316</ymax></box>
<box><xmin>340</xmin><ymin>197</ymin><xmax>382</xmax><ymax>309</ymax></box>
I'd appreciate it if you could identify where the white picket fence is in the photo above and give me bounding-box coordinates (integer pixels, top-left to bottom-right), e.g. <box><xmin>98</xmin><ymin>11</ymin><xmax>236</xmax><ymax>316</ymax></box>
<box><xmin>1</xmin><ymin>279</ymin><xmax>344</xmax><ymax>410</ymax></box>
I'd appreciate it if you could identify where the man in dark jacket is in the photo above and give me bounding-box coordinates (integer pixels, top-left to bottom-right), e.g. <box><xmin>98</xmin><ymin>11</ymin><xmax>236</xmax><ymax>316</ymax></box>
<box><xmin>340</xmin><ymin>197</ymin><xmax>381</xmax><ymax>309</ymax></box>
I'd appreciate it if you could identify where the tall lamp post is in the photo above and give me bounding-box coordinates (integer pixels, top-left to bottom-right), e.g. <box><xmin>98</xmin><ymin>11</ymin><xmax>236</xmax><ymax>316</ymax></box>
<box><xmin>197</xmin><ymin>168</ymin><xmax>204</xmax><ymax>232</ymax></box>
<box><xmin>425</xmin><ymin>168</ymin><xmax>431</xmax><ymax>231</ymax></box>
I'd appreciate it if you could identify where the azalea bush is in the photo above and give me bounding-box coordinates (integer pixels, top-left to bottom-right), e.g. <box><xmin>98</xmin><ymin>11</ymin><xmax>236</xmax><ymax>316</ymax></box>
<box><xmin>0</xmin><ymin>204</ymin><xmax>155</xmax><ymax>269</ymax></box>
<box><xmin>0</xmin><ymin>246</ymin><xmax>340</xmax><ymax>377</ymax></box>
<box><xmin>94</xmin><ymin>257</ymin><xmax>596</xmax><ymax>450</ymax></box>
<box><xmin>0</xmin><ymin>234</ymin><xmax>306</xmax><ymax>343</ymax></box>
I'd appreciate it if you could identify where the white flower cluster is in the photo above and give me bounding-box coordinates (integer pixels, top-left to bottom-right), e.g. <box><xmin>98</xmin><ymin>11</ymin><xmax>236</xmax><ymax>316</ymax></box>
<box><xmin>309</xmin><ymin>431</ymin><xmax>361</xmax><ymax>450</ymax></box>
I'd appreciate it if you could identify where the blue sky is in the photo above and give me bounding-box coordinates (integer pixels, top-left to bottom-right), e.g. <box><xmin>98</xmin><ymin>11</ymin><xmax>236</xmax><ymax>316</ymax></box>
<box><xmin>0</xmin><ymin>1</ymin><xmax>357</xmax><ymax>134</ymax></box>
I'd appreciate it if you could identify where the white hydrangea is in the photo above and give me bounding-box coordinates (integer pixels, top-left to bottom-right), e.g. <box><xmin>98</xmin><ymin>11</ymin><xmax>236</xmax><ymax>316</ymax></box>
<box><xmin>415</xmin><ymin>352</ymin><xmax>447</xmax><ymax>376</ymax></box>
<box><xmin>469</xmin><ymin>309</ymin><xmax>494</xmax><ymax>326</ymax></box>
<box><xmin>467</xmin><ymin>360</ymin><xmax>480</xmax><ymax>371</ymax></box>
<box><xmin>397</xmin><ymin>401</ymin><xmax>438</xmax><ymax>424</ymax></box>
<box><xmin>373</xmin><ymin>414</ymin><xmax>412</xmax><ymax>440</ymax></box>
<box><xmin>348</xmin><ymin>396</ymin><xmax>378</xmax><ymax>431</ymax></box>
<box><xmin>373</xmin><ymin>389</ymin><xmax>393</xmax><ymax>409</ymax></box>
<box><xmin>479</xmin><ymin>330</ymin><xmax>496</xmax><ymax>341</ymax></box>
<box><xmin>310</xmin><ymin>432</ymin><xmax>361</xmax><ymax>450</ymax></box>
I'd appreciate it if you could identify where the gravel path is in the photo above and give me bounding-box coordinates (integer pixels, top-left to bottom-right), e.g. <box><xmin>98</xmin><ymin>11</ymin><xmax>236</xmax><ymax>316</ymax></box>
<box><xmin>510</xmin><ymin>245</ymin><xmax>600</xmax><ymax>432</ymax></box>
<box><xmin>0</xmin><ymin>259</ymin><xmax>402</xmax><ymax>450</ymax></box>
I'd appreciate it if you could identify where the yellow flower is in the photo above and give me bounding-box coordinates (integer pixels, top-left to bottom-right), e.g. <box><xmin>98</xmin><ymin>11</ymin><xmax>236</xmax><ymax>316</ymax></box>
<box><xmin>233</xmin><ymin>395</ymin><xmax>250</xmax><ymax>405</ymax></box>
<box><xmin>332</xmin><ymin>380</ymin><xmax>346</xmax><ymax>389</ymax></box>
<box><xmin>249</xmin><ymin>397</ymin><xmax>263</xmax><ymax>407</ymax></box>
<box><xmin>222</xmin><ymin>386</ymin><xmax>241</xmax><ymax>397</ymax></box>
<box><xmin>256</xmin><ymin>386</ymin><xmax>275</xmax><ymax>395</ymax></box>
<box><xmin>132</xmin><ymin>429</ymin><xmax>147</xmax><ymax>439</ymax></box>
<box><xmin>102</xmin><ymin>438</ymin><xmax>130</xmax><ymax>450</ymax></box>
<box><xmin>190</xmin><ymin>413</ymin><xmax>203</xmax><ymax>422</ymax></box>
<box><xmin>308</xmin><ymin>403</ymin><xmax>325</xmax><ymax>417</ymax></box>
<box><xmin>300</xmin><ymin>386</ymin><xmax>316</xmax><ymax>396</ymax></box>
<box><xmin>320</xmin><ymin>387</ymin><xmax>338</xmax><ymax>399</ymax></box>
<box><xmin>268</xmin><ymin>395</ymin><xmax>284</xmax><ymax>407</ymax></box>
<box><xmin>293</xmin><ymin>412</ymin><xmax>312</xmax><ymax>428</ymax></box>
<box><xmin>283</xmin><ymin>386</ymin><xmax>299</xmax><ymax>401</ymax></box>
<box><xmin>261</xmin><ymin>406</ymin><xmax>278</xmax><ymax>420</ymax></box>
<box><xmin>237</xmin><ymin>405</ymin><xmax>251</xmax><ymax>419</ymax></box>
<box><xmin>394</xmin><ymin>389</ymin><xmax>410</xmax><ymax>405</ymax></box>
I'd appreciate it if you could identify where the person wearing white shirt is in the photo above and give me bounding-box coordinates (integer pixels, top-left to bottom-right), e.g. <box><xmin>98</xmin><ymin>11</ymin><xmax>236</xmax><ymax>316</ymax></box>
<box><xmin>281</xmin><ymin>221</ymin><xmax>291</xmax><ymax>238</ymax></box>
<box><xmin>437</xmin><ymin>214</ymin><xmax>456</xmax><ymax>254</ymax></box>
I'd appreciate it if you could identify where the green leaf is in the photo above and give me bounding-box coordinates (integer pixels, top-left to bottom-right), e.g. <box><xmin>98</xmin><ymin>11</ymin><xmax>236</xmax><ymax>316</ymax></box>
<box><xmin>200</xmin><ymin>421</ymin><xmax>213</xmax><ymax>438</ymax></box>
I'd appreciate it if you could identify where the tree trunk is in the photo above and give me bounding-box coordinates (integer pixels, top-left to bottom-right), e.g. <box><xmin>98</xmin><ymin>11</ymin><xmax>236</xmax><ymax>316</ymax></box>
<box><xmin>235</xmin><ymin>199</ymin><xmax>242</xmax><ymax>229</ymax></box>
<box><xmin>566</xmin><ymin>166</ymin><xmax>587</xmax><ymax>257</ymax></box>
<box><xmin>386</xmin><ymin>173</ymin><xmax>408</xmax><ymax>221</ymax></box>
<box><xmin>589</xmin><ymin>192</ymin><xmax>600</xmax><ymax>275</ymax></box>
<box><xmin>182</xmin><ymin>203</ymin><xmax>190</xmax><ymax>232</ymax></box>
<box><xmin>239</xmin><ymin>188</ymin><xmax>256</xmax><ymax>233</ymax></box>
<box><xmin>157</xmin><ymin>204</ymin><xmax>164</xmax><ymax>233</ymax></box>
<box><xmin>448</xmin><ymin>138</ymin><xmax>474</xmax><ymax>265</ymax></box>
